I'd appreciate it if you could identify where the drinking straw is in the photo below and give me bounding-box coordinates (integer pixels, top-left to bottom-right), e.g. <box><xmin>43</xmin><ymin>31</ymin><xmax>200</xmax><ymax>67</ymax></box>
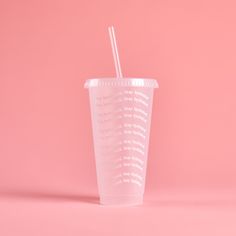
<box><xmin>108</xmin><ymin>26</ymin><xmax>123</xmax><ymax>78</ymax></box>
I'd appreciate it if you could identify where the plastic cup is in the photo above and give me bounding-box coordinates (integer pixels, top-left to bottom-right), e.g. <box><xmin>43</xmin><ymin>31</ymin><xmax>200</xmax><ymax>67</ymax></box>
<box><xmin>85</xmin><ymin>78</ymin><xmax>158</xmax><ymax>206</ymax></box>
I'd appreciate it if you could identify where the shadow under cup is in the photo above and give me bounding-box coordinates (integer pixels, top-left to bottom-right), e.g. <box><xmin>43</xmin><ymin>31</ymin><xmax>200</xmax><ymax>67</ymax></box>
<box><xmin>85</xmin><ymin>78</ymin><xmax>158</xmax><ymax>206</ymax></box>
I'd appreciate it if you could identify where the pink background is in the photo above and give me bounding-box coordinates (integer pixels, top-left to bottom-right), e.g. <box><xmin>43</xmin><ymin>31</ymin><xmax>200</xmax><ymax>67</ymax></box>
<box><xmin>0</xmin><ymin>0</ymin><xmax>236</xmax><ymax>235</ymax></box>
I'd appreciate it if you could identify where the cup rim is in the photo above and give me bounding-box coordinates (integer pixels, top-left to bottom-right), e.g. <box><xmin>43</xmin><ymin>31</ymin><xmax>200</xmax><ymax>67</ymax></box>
<box><xmin>84</xmin><ymin>78</ymin><xmax>159</xmax><ymax>88</ymax></box>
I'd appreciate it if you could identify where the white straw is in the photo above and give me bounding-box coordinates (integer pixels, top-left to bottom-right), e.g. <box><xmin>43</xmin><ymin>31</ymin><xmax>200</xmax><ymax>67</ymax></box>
<box><xmin>108</xmin><ymin>26</ymin><xmax>123</xmax><ymax>78</ymax></box>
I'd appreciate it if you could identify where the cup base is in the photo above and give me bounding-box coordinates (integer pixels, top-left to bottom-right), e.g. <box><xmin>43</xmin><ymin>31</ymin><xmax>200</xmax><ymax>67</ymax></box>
<box><xmin>100</xmin><ymin>195</ymin><xmax>143</xmax><ymax>206</ymax></box>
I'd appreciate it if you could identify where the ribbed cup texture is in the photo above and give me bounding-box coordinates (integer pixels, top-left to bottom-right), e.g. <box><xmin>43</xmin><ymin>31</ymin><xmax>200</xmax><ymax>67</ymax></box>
<box><xmin>86</xmin><ymin>79</ymin><xmax>157</xmax><ymax>205</ymax></box>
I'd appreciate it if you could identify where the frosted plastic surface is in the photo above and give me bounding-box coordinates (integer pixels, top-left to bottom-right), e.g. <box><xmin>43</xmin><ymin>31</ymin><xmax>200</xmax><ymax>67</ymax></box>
<box><xmin>85</xmin><ymin>78</ymin><xmax>158</xmax><ymax>206</ymax></box>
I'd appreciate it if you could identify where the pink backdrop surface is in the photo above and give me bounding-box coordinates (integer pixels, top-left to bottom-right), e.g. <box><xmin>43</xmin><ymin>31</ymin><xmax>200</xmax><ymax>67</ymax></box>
<box><xmin>1</xmin><ymin>0</ymin><xmax>236</xmax><ymax>235</ymax></box>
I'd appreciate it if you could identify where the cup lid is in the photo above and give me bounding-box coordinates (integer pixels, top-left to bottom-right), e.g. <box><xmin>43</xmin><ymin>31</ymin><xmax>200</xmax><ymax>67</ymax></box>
<box><xmin>84</xmin><ymin>78</ymin><xmax>158</xmax><ymax>89</ymax></box>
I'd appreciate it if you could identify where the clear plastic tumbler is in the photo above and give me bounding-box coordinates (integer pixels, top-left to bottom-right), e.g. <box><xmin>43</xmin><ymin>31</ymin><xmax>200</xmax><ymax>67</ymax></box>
<box><xmin>85</xmin><ymin>78</ymin><xmax>158</xmax><ymax>206</ymax></box>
